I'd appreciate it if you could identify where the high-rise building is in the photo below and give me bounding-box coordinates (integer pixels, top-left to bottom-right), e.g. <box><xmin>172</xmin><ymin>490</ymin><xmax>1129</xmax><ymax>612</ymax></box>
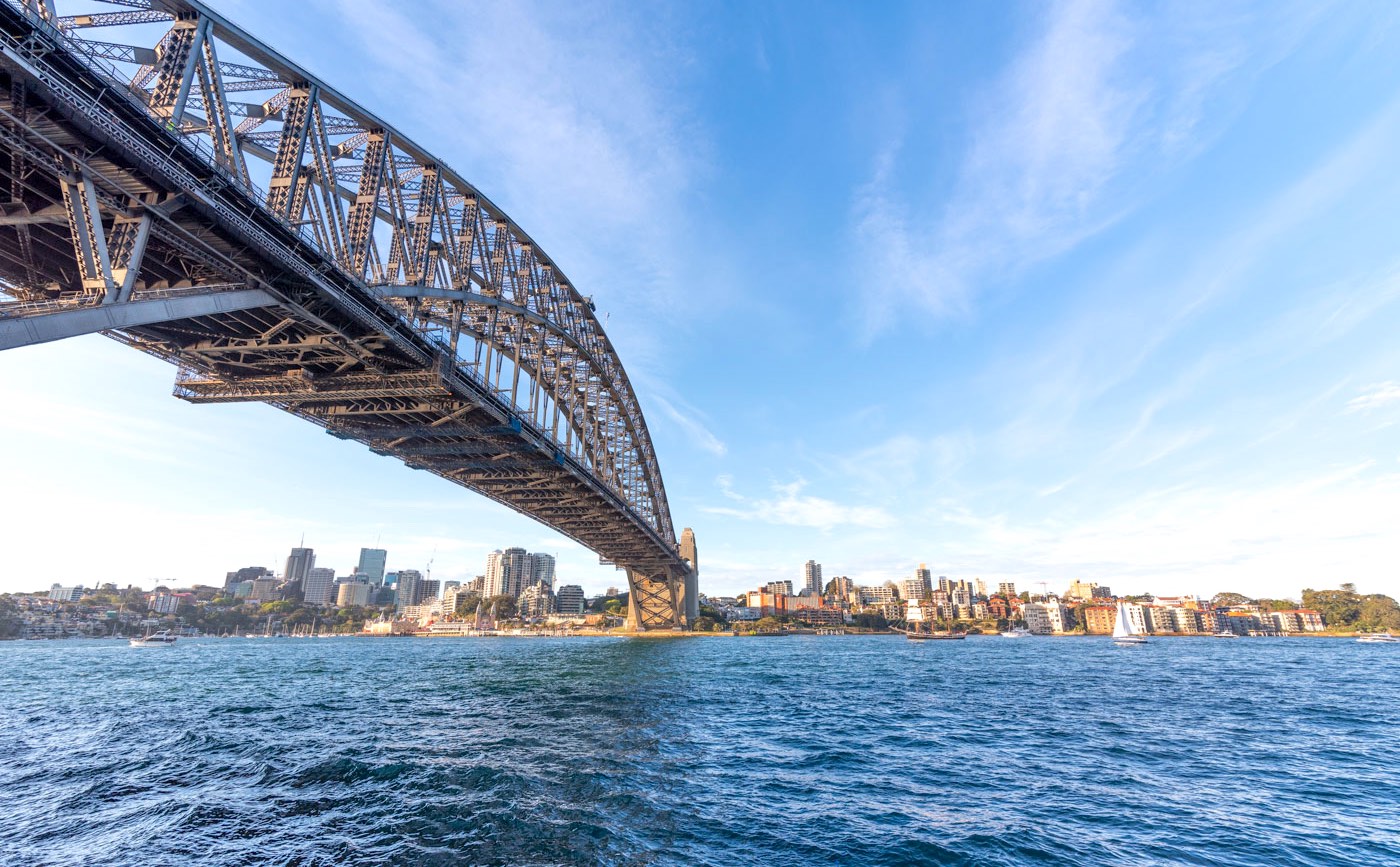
<box><xmin>485</xmin><ymin>547</ymin><xmax>530</xmax><ymax>597</ymax></box>
<box><xmin>530</xmin><ymin>554</ymin><xmax>556</xmax><ymax>591</ymax></box>
<box><xmin>395</xmin><ymin>569</ymin><xmax>424</xmax><ymax>610</ymax></box>
<box><xmin>420</xmin><ymin>579</ymin><xmax>440</xmax><ymax>602</ymax></box>
<box><xmin>555</xmin><ymin>584</ymin><xmax>585</xmax><ymax>615</ymax></box>
<box><xmin>284</xmin><ymin>547</ymin><xmax>315</xmax><ymax>583</ymax></box>
<box><xmin>998</xmin><ymin>582</ymin><xmax>1017</xmax><ymax>598</ymax></box>
<box><xmin>764</xmin><ymin>580</ymin><xmax>794</xmax><ymax>596</ymax></box>
<box><xmin>336</xmin><ymin>582</ymin><xmax>371</xmax><ymax>607</ymax></box>
<box><xmin>304</xmin><ymin>567</ymin><xmax>336</xmax><ymax>606</ymax></box>
<box><xmin>907</xmin><ymin>565</ymin><xmax>933</xmax><ymax>600</ymax></box>
<box><xmin>225</xmin><ymin>566</ymin><xmax>272</xmax><ymax>591</ymax></box>
<box><xmin>355</xmin><ymin>548</ymin><xmax>388</xmax><ymax>585</ymax></box>
<box><xmin>938</xmin><ymin>576</ymin><xmax>951</xmax><ymax>594</ymax></box>
<box><xmin>803</xmin><ymin>560</ymin><xmax>823</xmax><ymax>595</ymax></box>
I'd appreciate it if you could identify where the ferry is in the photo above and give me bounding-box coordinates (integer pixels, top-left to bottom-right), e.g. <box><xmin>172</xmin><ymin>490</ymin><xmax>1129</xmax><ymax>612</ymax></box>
<box><xmin>129</xmin><ymin>630</ymin><xmax>178</xmax><ymax>647</ymax></box>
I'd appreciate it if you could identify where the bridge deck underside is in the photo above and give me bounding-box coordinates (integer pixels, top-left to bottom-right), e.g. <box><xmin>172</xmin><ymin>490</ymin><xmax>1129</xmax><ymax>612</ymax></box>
<box><xmin>0</xmin><ymin>6</ymin><xmax>681</xmax><ymax>579</ymax></box>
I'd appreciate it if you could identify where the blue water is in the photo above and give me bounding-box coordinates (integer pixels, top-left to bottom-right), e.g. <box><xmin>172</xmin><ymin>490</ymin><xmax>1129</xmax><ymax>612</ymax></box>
<box><xmin>1</xmin><ymin>635</ymin><xmax>1397</xmax><ymax>866</ymax></box>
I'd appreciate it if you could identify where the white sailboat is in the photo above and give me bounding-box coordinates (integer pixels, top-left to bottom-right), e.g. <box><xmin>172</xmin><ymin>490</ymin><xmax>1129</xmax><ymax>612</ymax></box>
<box><xmin>1112</xmin><ymin>601</ymin><xmax>1147</xmax><ymax>645</ymax></box>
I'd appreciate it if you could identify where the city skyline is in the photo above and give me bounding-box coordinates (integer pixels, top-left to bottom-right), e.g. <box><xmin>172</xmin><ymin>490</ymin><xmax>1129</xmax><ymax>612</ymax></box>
<box><xmin>4</xmin><ymin>1</ymin><xmax>1400</xmax><ymax>601</ymax></box>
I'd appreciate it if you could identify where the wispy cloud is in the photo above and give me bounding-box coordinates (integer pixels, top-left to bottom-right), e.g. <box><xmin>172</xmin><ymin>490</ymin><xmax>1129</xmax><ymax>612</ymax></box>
<box><xmin>703</xmin><ymin>479</ymin><xmax>894</xmax><ymax>531</ymax></box>
<box><xmin>852</xmin><ymin>0</ymin><xmax>1291</xmax><ymax>335</ymax></box>
<box><xmin>1347</xmin><ymin>382</ymin><xmax>1400</xmax><ymax>414</ymax></box>
<box><xmin>652</xmin><ymin>394</ymin><xmax>727</xmax><ymax>457</ymax></box>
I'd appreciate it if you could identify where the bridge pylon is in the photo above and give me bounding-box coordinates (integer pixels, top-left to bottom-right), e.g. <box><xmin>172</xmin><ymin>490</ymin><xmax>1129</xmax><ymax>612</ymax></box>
<box><xmin>625</xmin><ymin>527</ymin><xmax>698</xmax><ymax>631</ymax></box>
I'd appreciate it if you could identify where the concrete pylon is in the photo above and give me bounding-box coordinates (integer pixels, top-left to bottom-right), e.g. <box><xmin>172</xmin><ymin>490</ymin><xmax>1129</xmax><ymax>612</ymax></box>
<box><xmin>678</xmin><ymin>528</ymin><xmax>699</xmax><ymax>624</ymax></box>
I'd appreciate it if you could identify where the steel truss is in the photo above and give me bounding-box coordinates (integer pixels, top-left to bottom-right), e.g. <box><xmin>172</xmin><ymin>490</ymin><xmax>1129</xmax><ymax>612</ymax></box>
<box><xmin>0</xmin><ymin>0</ymin><xmax>695</xmax><ymax>626</ymax></box>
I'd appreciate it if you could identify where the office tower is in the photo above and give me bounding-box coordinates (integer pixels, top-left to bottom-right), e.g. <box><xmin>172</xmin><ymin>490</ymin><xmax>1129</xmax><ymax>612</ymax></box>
<box><xmin>337</xmin><ymin>582</ymin><xmax>371</xmax><ymax>607</ymax></box>
<box><xmin>304</xmin><ymin>567</ymin><xmax>336</xmax><ymax>606</ymax></box>
<box><xmin>355</xmin><ymin>548</ymin><xmax>388</xmax><ymax>585</ymax></box>
<box><xmin>420</xmin><ymin>579</ymin><xmax>440</xmax><ymax>602</ymax></box>
<box><xmin>395</xmin><ymin>569</ymin><xmax>423</xmax><ymax>610</ymax></box>
<box><xmin>225</xmin><ymin>566</ymin><xmax>272</xmax><ymax>591</ymax></box>
<box><xmin>803</xmin><ymin>560</ymin><xmax>823</xmax><ymax>595</ymax></box>
<box><xmin>555</xmin><ymin>584</ymin><xmax>585</xmax><ymax>615</ymax></box>
<box><xmin>284</xmin><ymin>547</ymin><xmax>315</xmax><ymax>583</ymax></box>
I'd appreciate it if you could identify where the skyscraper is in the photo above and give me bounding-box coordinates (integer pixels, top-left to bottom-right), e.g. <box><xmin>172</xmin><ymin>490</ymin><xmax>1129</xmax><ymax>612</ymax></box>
<box><xmin>803</xmin><ymin>560</ymin><xmax>823</xmax><ymax>595</ymax></box>
<box><xmin>530</xmin><ymin>553</ymin><xmax>556</xmax><ymax>591</ymax></box>
<box><xmin>395</xmin><ymin>569</ymin><xmax>423</xmax><ymax>610</ymax></box>
<box><xmin>355</xmin><ymin>548</ymin><xmax>388</xmax><ymax>585</ymax></box>
<box><xmin>285</xmin><ymin>547</ymin><xmax>315</xmax><ymax>583</ymax></box>
<box><xmin>484</xmin><ymin>547</ymin><xmax>531</xmax><ymax>597</ymax></box>
<box><xmin>304</xmin><ymin>567</ymin><xmax>336</xmax><ymax>606</ymax></box>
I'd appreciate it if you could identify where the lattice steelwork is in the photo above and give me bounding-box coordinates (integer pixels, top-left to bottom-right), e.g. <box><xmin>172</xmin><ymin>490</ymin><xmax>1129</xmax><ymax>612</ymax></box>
<box><xmin>0</xmin><ymin>0</ymin><xmax>698</xmax><ymax>628</ymax></box>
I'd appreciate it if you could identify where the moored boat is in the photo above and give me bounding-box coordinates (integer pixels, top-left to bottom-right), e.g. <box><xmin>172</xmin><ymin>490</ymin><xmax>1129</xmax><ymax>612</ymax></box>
<box><xmin>999</xmin><ymin>627</ymin><xmax>1031</xmax><ymax>639</ymax></box>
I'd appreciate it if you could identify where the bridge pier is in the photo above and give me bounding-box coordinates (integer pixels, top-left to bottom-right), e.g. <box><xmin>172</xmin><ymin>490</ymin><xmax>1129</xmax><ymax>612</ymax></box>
<box><xmin>624</xmin><ymin>528</ymin><xmax>699</xmax><ymax>631</ymax></box>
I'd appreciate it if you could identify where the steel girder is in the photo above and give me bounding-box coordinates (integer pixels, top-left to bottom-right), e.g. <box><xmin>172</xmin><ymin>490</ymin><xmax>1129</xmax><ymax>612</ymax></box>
<box><xmin>0</xmin><ymin>0</ymin><xmax>692</xmax><ymax>627</ymax></box>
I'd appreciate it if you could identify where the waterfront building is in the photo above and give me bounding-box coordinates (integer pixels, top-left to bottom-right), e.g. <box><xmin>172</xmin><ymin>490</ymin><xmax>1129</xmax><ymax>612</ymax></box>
<box><xmin>224</xmin><ymin>566</ymin><xmax>272</xmax><ymax>591</ymax></box>
<box><xmin>337</xmin><ymin>582</ymin><xmax>371</xmax><ymax>607</ymax></box>
<box><xmin>555</xmin><ymin>584</ymin><xmax>585</xmax><ymax>616</ymax></box>
<box><xmin>355</xmin><ymin>548</ymin><xmax>388</xmax><ymax>585</ymax></box>
<box><xmin>304</xmin><ymin>567</ymin><xmax>336</xmax><ymax>606</ymax></box>
<box><xmin>803</xmin><ymin>560</ymin><xmax>823</xmax><ymax>596</ymax></box>
<box><xmin>1145</xmin><ymin>606</ymin><xmax>1176</xmax><ymax>634</ymax></box>
<box><xmin>746</xmin><ymin>591</ymin><xmax>788</xmax><ymax>616</ymax></box>
<box><xmin>1023</xmin><ymin>600</ymin><xmax>1071</xmax><ymax>635</ymax></box>
<box><xmin>1170</xmin><ymin>607</ymin><xmax>1200</xmax><ymax>634</ymax></box>
<box><xmin>986</xmin><ymin>595</ymin><xmax>1014</xmax><ymax>621</ymax></box>
<box><xmin>284</xmin><ymin>547</ymin><xmax>315</xmax><ymax>583</ymax></box>
<box><xmin>1083</xmin><ymin>604</ymin><xmax>1116</xmax><ymax>634</ymax></box>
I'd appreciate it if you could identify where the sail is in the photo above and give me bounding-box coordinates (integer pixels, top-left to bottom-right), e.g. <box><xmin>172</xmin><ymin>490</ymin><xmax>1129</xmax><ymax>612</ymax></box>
<box><xmin>1112</xmin><ymin>602</ymin><xmax>1133</xmax><ymax>639</ymax></box>
<box><xmin>906</xmin><ymin>600</ymin><xmax>925</xmax><ymax>623</ymax></box>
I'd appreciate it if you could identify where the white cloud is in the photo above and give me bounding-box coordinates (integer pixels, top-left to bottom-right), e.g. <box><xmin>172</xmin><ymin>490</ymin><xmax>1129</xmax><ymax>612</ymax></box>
<box><xmin>1346</xmin><ymin>382</ymin><xmax>1400</xmax><ymax>414</ymax></box>
<box><xmin>852</xmin><ymin>0</ymin><xmax>1292</xmax><ymax>334</ymax></box>
<box><xmin>703</xmin><ymin>479</ymin><xmax>894</xmax><ymax>531</ymax></box>
<box><xmin>652</xmin><ymin>394</ymin><xmax>727</xmax><ymax>457</ymax></box>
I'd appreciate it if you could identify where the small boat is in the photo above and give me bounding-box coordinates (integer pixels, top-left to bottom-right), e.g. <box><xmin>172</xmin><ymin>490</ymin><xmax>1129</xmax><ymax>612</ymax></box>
<box><xmin>1357</xmin><ymin>632</ymin><xmax>1399</xmax><ymax>644</ymax></box>
<box><xmin>129</xmin><ymin>630</ymin><xmax>177</xmax><ymax>647</ymax></box>
<box><xmin>906</xmin><ymin>629</ymin><xmax>966</xmax><ymax>640</ymax></box>
<box><xmin>1213</xmin><ymin>631</ymin><xmax>1239</xmax><ymax>639</ymax></box>
<box><xmin>1112</xmin><ymin>601</ymin><xmax>1148</xmax><ymax>645</ymax></box>
<box><xmin>999</xmin><ymin>627</ymin><xmax>1031</xmax><ymax>639</ymax></box>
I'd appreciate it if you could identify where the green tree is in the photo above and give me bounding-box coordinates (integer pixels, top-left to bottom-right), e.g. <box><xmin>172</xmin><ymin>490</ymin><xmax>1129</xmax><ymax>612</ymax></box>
<box><xmin>1211</xmin><ymin>592</ymin><xmax>1251</xmax><ymax>608</ymax></box>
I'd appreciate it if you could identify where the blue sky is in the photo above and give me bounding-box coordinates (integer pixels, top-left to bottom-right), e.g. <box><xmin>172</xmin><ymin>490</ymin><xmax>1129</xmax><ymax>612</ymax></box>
<box><xmin>4</xmin><ymin>0</ymin><xmax>1400</xmax><ymax>601</ymax></box>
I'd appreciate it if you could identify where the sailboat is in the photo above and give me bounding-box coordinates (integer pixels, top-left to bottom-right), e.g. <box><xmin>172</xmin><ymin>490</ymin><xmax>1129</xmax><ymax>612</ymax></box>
<box><xmin>1112</xmin><ymin>601</ymin><xmax>1147</xmax><ymax>645</ymax></box>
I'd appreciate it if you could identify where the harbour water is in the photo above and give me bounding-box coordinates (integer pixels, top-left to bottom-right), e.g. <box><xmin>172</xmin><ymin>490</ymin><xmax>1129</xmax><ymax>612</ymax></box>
<box><xmin>1</xmin><ymin>635</ymin><xmax>1397</xmax><ymax>866</ymax></box>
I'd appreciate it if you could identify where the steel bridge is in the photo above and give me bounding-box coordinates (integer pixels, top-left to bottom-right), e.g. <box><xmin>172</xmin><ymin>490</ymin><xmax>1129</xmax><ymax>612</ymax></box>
<box><xmin>0</xmin><ymin>0</ymin><xmax>698</xmax><ymax>630</ymax></box>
